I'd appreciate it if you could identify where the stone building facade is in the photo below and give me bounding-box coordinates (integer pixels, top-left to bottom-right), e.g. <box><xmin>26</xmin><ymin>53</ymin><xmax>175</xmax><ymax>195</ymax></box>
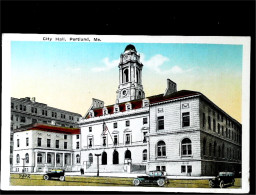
<box><xmin>12</xmin><ymin>124</ymin><xmax>81</xmax><ymax>173</ymax></box>
<box><xmin>10</xmin><ymin>97</ymin><xmax>82</xmax><ymax>170</ymax></box>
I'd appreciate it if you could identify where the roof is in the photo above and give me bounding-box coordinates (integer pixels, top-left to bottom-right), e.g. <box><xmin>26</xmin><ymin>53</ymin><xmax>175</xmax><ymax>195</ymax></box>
<box><xmin>124</xmin><ymin>44</ymin><xmax>136</xmax><ymax>52</ymax></box>
<box><xmin>86</xmin><ymin>90</ymin><xmax>200</xmax><ymax>118</ymax></box>
<box><xmin>14</xmin><ymin>123</ymin><xmax>80</xmax><ymax>134</ymax></box>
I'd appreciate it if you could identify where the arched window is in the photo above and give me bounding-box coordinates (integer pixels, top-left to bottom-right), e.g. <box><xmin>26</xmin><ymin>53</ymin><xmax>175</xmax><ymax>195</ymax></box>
<box><xmin>37</xmin><ymin>153</ymin><xmax>42</xmax><ymax>163</ymax></box>
<box><xmin>113</xmin><ymin>150</ymin><xmax>119</xmax><ymax>164</ymax></box>
<box><xmin>56</xmin><ymin>154</ymin><xmax>60</xmax><ymax>164</ymax></box>
<box><xmin>16</xmin><ymin>154</ymin><xmax>20</xmax><ymax>163</ymax></box>
<box><xmin>25</xmin><ymin>153</ymin><xmax>29</xmax><ymax>163</ymax></box>
<box><xmin>209</xmin><ymin>143</ymin><xmax>212</xmax><ymax>156</ymax></box>
<box><xmin>157</xmin><ymin>141</ymin><xmax>166</xmax><ymax>157</ymax></box>
<box><xmin>213</xmin><ymin>141</ymin><xmax>217</xmax><ymax>156</ymax></box>
<box><xmin>123</xmin><ymin>69</ymin><xmax>129</xmax><ymax>83</ymax></box>
<box><xmin>89</xmin><ymin>153</ymin><xmax>93</xmax><ymax>164</ymax></box>
<box><xmin>202</xmin><ymin>138</ymin><xmax>206</xmax><ymax>155</ymax></box>
<box><xmin>136</xmin><ymin>69</ymin><xmax>139</xmax><ymax>83</ymax></box>
<box><xmin>143</xmin><ymin>149</ymin><xmax>147</xmax><ymax>161</ymax></box>
<box><xmin>181</xmin><ymin>138</ymin><xmax>192</xmax><ymax>156</ymax></box>
<box><xmin>102</xmin><ymin>151</ymin><xmax>107</xmax><ymax>165</ymax></box>
<box><xmin>125</xmin><ymin>150</ymin><xmax>131</xmax><ymax>159</ymax></box>
<box><xmin>76</xmin><ymin>154</ymin><xmax>80</xmax><ymax>164</ymax></box>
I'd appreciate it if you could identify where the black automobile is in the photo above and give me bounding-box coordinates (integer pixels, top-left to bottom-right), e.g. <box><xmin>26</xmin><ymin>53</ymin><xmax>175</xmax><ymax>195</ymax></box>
<box><xmin>209</xmin><ymin>172</ymin><xmax>235</xmax><ymax>188</ymax></box>
<box><xmin>133</xmin><ymin>170</ymin><xmax>169</xmax><ymax>187</ymax></box>
<box><xmin>43</xmin><ymin>169</ymin><xmax>65</xmax><ymax>181</ymax></box>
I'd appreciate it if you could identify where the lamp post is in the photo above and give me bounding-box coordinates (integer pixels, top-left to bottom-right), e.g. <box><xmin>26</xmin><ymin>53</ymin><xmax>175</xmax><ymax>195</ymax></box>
<box><xmin>22</xmin><ymin>158</ymin><xmax>26</xmax><ymax>173</ymax></box>
<box><xmin>95</xmin><ymin>154</ymin><xmax>101</xmax><ymax>177</ymax></box>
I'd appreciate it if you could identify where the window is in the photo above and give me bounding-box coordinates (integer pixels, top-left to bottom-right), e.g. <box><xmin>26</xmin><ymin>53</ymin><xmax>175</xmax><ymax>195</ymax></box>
<box><xmin>143</xmin><ymin>117</ymin><xmax>148</xmax><ymax>124</ymax></box>
<box><xmin>37</xmin><ymin>138</ymin><xmax>42</xmax><ymax>147</ymax></box>
<box><xmin>20</xmin><ymin>116</ymin><xmax>26</xmax><ymax>123</ymax></box>
<box><xmin>213</xmin><ymin>119</ymin><xmax>216</xmax><ymax>132</ymax></box>
<box><xmin>222</xmin><ymin>144</ymin><xmax>225</xmax><ymax>158</ymax></box>
<box><xmin>161</xmin><ymin>166</ymin><xmax>166</xmax><ymax>172</ymax></box>
<box><xmin>56</xmin><ymin>140</ymin><xmax>59</xmax><ymax>148</ymax></box>
<box><xmin>187</xmin><ymin>165</ymin><xmax>192</xmax><ymax>174</ymax></box>
<box><xmin>16</xmin><ymin>116</ymin><xmax>19</xmax><ymax>121</ymax></box>
<box><xmin>20</xmin><ymin>105</ymin><xmax>22</xmax><ymax>110</ymax></box>
<box><xmin>88</xmin><ymin>138</ymin><xmax>93</xmax><ymax>148</ymax></box>
<box><xmin>76</xmin><ymin>154</ymin><xmax>80</xmax><ymax>164</ymax></box>
<box><xmin>208</xmin><ymin>116</ymin><xmax>211</xmax><ymax>130</ymax></box>
<box><xmin>47</xmin><ymin>139</ymin><xmax>51</xmax><ymax>147</ymax></box>
<box><xmin>76</xmin><ymin>135</ymin><xmax>79</xmax><ymax>139</ymax></box>
<box><xmin>37</xmin><ymin>153</ymin><xmax>42</xmax><ymax>163</ymax></box>
<box><xmin>156</xmin><ymin>166</ymin><xmax>160</xmax><ymax>171</ymax></box>
<box><xmin>35</xmin><ymin>108</ymin><xmax>37</xmax><ymax>114</ymax></box>
<box><xmin>125</xmin><ymin>120</ymin><xmax>130</xmax><ymax>127</ymax></box>
<box><xmin>16</xmin><ymin>154</ymin><xmax>20</xmax><ymax>163</ymax></box>
<box><xmin>56</xmin><ymin>154</ymin><xmax>60</xmax><ymax>164</ymax></box>
<box><xmin>89</xmin><ymin>127</ymin><xmax>92</xmax><ymax>132</ymax></box>
<box><xmin>47</xmin><ymin>153</ymin><xmax>51</xmax><ymax>163</ymax></box>
<box><xmin>203</xmin><ymin>139</ymin><xmax>207</xmax><ymax>155</ymax></box>
<box><xmin>143</xmin><ymin>149</ymin><xmax>147</xmax><ymax>161</ymax></box>
<box><xmin>209</xmin><ymin>143</ymin><xmax>212</xmax><ymax>156</ymax></box>
<box><xmin>218</xmin><ymin>123</ymin><xmax>220</xmax><ymax>134</ymax></box>
<box><xmin>103</xmin><ymin>136</ymin><xmax>106</xmax><ymax>146</ymax></box>
<box><xmin>25</xmin><ymin>153</ymin><xmax>29</xmax><ymax>163</ymax></box>
<box><xmin>17</xmin><ymin>139</ymin><xmax>19</xmax><ymax>147</ymax></box>
<box><xmin>26</xmin><ymin>137</ymin><xmax>29</xmax><ymax>146</ymax></box>
<box><xmin>11</xmin><ymin>134</ymin><xmax>13</xmax><ymax>141</ymax></box>
<box><xmin>143</xmin><ymin>132</ymin><xmax>147</xmax><ymax>143</ymax></box>
<box><xmin>182</xmin><ymin>138</ymin><xmax>192</xmax><ymax>156</ymax></box>
<box><xmin>157</xmin><ymin>116</ymin><xmax>164</xmax><ymax>130</ymax></box>
<box><xmin>23</xmin><ymin>105</ymin><xmax>26</xmax><ymax>111</ymax></box>
<box><xmin>181</xmin><ymin>165</ymin><xmax>186</xmax><ymax>173</ymax></box>
<box><xmin>222</xmin><ymin>126</ymin><xmax>224</xmax><ymax>136</ymax></box>
<box><xmin>114</xmin><ymin>135</ymin><xmax>118</xmax><ymax>146</ymax></box>
<box><xmin>64</xmin><ymin>135</ymin><xmax>67</xmax><ymax>139</ymax></box>
<box><xmin>113</xmin><ymin>122</ymin><xmax>117</xmax><ymax>129</ymax></box>
<box><xmin>11</xmin><ymin>103</ymin><xmax>14</xmax><ymax>109</ymax></box>
<box><xmin>76</xmin><ymin>142</ymin><xmax>79</xmax><ymax>149</ymax></box>
<box><xmin>157</xmin><ymin>141</ymin><xmax>166</xmax><ymax>157</ymax></box>
<box><xmin>218</xmin><ymin>145</ymin><xmax>221</xmax><ymax>157</ymax></box>
<box><xmin>64</xmin><ymin>142</ymin><xmax>67</xmax><ymax>149</ymax></box>
<box><xmin>125</xmin><ymin>134</ymin><xmax>130</xmax><ymax>144</ymax></box>
<box><xmin>182</xmin><ymin>112</ymin><xmax>190</xmax><ymax>127</ymax></box>
<box><xmin>226</xmin><ymin>128</ymin><xmax>228</xmax><ymax>137</ymax></box>
<box><xmin>11</xmin><ymin>115</ymin><xmax>13</xmax><ymax>121</ymax></box>
<box><xmin>213</xmin><ymin>142</ymin><xmax>217</xmax><ymax>156</ymax></box>
<box><xmin>202</xmin><ymin>113</ymin><xmax>205</xmax><ymax>127</ymax></box>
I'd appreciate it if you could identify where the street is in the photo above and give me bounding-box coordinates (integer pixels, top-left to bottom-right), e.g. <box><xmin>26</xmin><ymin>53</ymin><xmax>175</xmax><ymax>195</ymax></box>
<box><xmin>10</xmin><ymin>174</ymin><xmax>241</xmax><ymax>188</ymax></box>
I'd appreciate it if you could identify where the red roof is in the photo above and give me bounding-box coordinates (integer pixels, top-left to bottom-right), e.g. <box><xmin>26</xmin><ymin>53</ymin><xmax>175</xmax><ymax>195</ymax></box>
<box><xmin>86</xmin><ymin>90</ymin><xmax>200</xmax><ymax>118</ymax></box>
<box><xmin>27</xmin><ymin>124</ymin><xmax>80</xmax><ymax>134</ymax></box>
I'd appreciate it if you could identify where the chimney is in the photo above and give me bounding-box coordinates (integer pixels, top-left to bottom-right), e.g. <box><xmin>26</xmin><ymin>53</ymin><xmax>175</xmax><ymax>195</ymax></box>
<box><xmin>31</xmin><ymin>97</ymin><xmax>36</xmax><ymax>103</ymax></box>
<box><xmin>164</xmin><ymin>79</ymin><xmax>177</xmax><ymax>96</ymax></box>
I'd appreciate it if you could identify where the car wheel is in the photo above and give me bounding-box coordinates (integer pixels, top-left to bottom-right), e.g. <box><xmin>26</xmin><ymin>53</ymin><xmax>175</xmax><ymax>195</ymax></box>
<box><xmin>43</xmin><ymin>175</ymin><xmax>49</xmax><ymax>180</ymax></box>
<box><xmin>133</xmin><ymin>179</ymin><xmax>140</xmax><ymax>186</ymax></box>
<box><xmin>219</xmin><ymin>180</ymin><xmax>225</xmax><ymax>188</ymax></box>
<box><xmin>231</xmin><ymin>179</ymin><xmax>235</xmax><ymax>186</ymax></box>
<box><xmin>157</xmin><ymin>179</ymin><xmax>165</xmax><ymax>187</ymax></box>
<box><xmin>209</xmin><ymin>180</ymin><xmax>215</xmax><ymax>188</ymax></box>
<box><xmin>59</xmin><ymin>176</ymin><xmax>65</xmax><ymax>181</ymax></box>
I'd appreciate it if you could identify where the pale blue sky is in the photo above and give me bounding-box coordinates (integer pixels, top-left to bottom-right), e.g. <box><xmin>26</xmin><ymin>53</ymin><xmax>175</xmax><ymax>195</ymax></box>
<box><xmin>11</xmin><ymin>41</ymin><xmax>243</xmax><ymax>121</ymax></box>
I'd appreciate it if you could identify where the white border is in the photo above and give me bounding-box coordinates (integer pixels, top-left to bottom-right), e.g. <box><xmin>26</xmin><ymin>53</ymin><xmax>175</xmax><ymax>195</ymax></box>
<box><xmin>1</xmin><ymin>34</ymin><xmax>250</xmax><ymax>193</ymax></box>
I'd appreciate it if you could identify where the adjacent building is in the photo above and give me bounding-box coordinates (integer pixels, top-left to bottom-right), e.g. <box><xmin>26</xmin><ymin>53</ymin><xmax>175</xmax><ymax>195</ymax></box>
<box><xmin>10</xmin><ymin>97</ymin><xmax>82</xmax><ymax>170</ymax></box>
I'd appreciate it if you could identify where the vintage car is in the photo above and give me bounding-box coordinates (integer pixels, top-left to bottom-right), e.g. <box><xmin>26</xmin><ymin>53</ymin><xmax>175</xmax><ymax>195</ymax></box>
<box><xmin>43</xmin><ymin>169</ymin><xmax>65</xmax><ymax>181</ymax></box>
<box><xmin>209</xmin><ymin>172</ymin><xmax>235</xmax><ymax>188</ymax></box>
<box><xmin>133</xmin><ymin>170</ymin><xmax>169</xmax><ymax>187</ymax></box>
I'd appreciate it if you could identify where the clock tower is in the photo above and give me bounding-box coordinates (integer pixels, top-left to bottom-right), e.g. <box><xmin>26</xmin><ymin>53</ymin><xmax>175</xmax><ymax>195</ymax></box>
<box><xmin>116</xmin><ymin>44</ymin><xmax>145</xmax><ymax>104</ymax></box>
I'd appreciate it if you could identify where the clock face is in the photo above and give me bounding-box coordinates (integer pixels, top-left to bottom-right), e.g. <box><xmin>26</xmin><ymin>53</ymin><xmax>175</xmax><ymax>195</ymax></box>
<box><xmin>122</xmin><ymin>90</ymin><xmax>127</xmax><ymax>97</ymax></box>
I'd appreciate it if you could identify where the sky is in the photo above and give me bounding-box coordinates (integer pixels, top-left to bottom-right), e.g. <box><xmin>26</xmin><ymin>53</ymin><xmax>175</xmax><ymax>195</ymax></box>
<box><xmin>11</xmin><ymin>41</ymin><xmax>243</xmax><ymax>122</ymax></box>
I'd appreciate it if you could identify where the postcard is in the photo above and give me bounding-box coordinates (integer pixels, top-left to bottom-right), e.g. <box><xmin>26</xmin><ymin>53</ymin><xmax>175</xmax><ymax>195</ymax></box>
<box><xmin>1</xmin><ymin>34</ymin><xmax>250</xmax><ymax>193</ymax></box>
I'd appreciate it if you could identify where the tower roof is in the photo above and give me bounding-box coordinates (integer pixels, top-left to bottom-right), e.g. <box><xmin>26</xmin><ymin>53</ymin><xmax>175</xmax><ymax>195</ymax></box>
<box><xmin>124</xmin><ymin>44</ymin><xmax>136</xmax><ymax>52</ymax></box>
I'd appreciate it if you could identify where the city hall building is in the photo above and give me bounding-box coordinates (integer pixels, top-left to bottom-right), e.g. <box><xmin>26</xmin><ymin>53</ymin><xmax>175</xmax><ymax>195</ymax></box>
<box><xmin>12</xmin><ymin>45</ymin><xmax>242</xmax><ymax>176</ymax></box>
